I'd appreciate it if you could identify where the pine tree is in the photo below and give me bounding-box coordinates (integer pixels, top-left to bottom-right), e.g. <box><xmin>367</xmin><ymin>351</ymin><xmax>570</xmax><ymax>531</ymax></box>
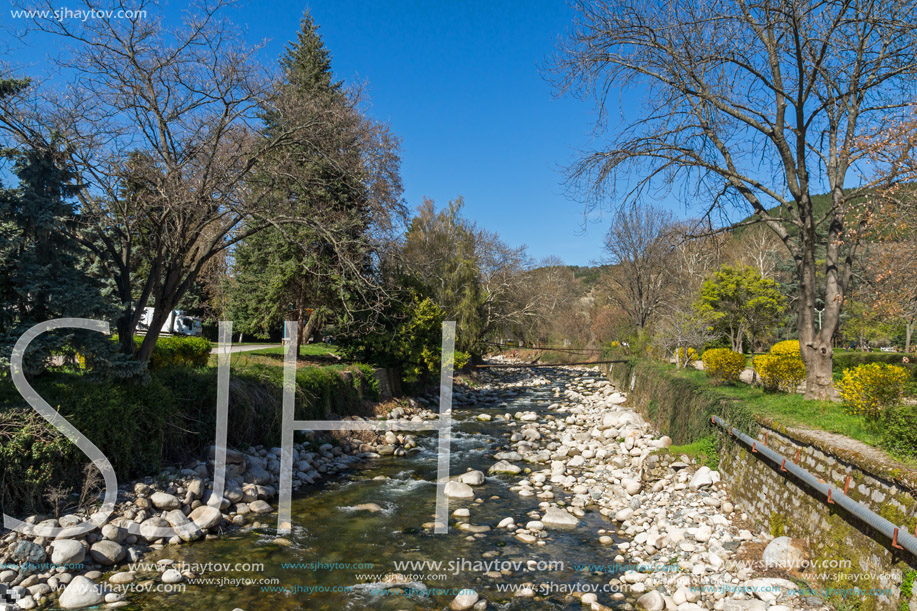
<box><xmin>0</xmin><ymin>78</ymin><xmax>123</xmax><ymax>375</ymax></box>
<box><xmin>228</xmin><ymin>14</ymin><xmax>374</xmax><ymax>347</ymax></box>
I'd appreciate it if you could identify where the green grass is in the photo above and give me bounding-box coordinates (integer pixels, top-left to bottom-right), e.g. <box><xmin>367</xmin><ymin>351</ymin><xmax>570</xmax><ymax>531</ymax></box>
<box><xmin>245</xmin><ymin>343</ymin><xmax>340</xmax><ymax>357</ymax></box>
<box><xmin>670</xmin><ymin>366</ymin><xmax>883</xmax><ymax>446</ymax></box>
<box><xmin>658</xmin><ymin>435</ymin><xmax>720</xmax><ymax>469</ymax></box>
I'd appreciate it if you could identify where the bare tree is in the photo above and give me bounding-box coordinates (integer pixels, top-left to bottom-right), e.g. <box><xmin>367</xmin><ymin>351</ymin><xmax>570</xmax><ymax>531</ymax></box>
<box><xmin>601</xmin><ymin>204</ymin><xmax>679</xmax><ymax>329</ymax></box>
<box><xmin>729</xmin><ymin>225</ymin><xmax>786</xmax><ymax>279</ymax></box>
<box><xmin>1</xmin><ymin>0</ymin><xmax>401</xmax><ymax>361</ymax></box>
<box><xmin>551</xmin><ymin>0</ymin><xmax>917</xmax><ymax>398</ymax></box>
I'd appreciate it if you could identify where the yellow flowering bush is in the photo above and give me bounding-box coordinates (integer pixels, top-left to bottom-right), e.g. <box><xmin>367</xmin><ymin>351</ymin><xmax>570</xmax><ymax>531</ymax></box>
<box><xmin>753</xmin><ymin>341</ymin><xmax>806</xmax><ymax>392</ymax></box>
<box><xmin>837</xmin><ymin>363</ymin><xmax>909</xmax><ymax>419</ymax></box>
<box><xmin>675</xmin><ymin>347</ymin><xmax>699</xmax><ymax>363</ymax></box>
<box><xmin>770</xmin><ymin>340</ymin><xmax>801</xmax><ymax>357</ymax></box>
<box><xmin>702</xmin><ymin>348</ymin><xmax>745</xmax><ymax>384</ymax></box>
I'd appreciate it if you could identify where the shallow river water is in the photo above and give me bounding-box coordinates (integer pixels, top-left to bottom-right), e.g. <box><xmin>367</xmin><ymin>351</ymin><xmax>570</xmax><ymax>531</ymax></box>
<box><xmin>118</xmin><ymin>368</ymin><xmax>630</xmax><ymax>610</ymax></box>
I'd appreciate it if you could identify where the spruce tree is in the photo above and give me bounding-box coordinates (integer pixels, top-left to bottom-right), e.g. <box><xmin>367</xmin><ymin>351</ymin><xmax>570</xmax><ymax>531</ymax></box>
<box><xmin>0</xmin><ymin>78</ymin><xmax>123</xmax><ymax>375</ymax></box>
<box><xmin>228</xmin><ymin>14</ymin><xmax>373</xmax><ymax>347</ymax></box>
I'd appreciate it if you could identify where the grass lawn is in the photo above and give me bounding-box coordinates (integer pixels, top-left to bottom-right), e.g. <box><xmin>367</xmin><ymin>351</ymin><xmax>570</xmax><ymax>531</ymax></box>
<box><xmin>666</xmin><ymin>365</ymin><xmax>883</xmax><ymax>447</ymax></box>
<box><xmin>244</xmin><ymin>343</ymin><xmax>341</xmax><ymax>358</ymax></box>
<box><xmin>207</xmin><ymin>342</ymin><xmax>344</xmax><ymax>369</ymax></box>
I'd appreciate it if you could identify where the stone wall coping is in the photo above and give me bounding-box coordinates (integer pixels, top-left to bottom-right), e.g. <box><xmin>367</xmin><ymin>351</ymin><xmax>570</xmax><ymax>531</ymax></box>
<box><xmin>756</xmin><ymin>416</ymin><xmax>917</xmax><ymax>494</ymax></box>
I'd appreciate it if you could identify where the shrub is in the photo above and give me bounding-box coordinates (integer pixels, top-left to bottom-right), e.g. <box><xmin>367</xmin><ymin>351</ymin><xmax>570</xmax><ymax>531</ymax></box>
<box><xmin>881</xmin><ymin>404</ymin><xmax>917</xmax><ymax>460</ymax></box>
<box><xmin>675</xmin><ymin>347</ymin><xmax>699</xmax><ymax>364</ymax></box>
<box><xmin>754</xmin><ymin>341</ymin><xmax>807</xmax><ymax>392</ymax></box>
<box><xmin>0</xmin><ymin>359</ymin><xmax>378</xmax><ymax>516</ymax></box>
<box><xmin>770</xmin><ymin>340</ymin><xmax>801</xmax><ymax>357</ymax></box>
<box><xmin>143</xmin><ymin>336</ymin><xmax>211</xmax><ymax>370</ymax></box>
<box><xmin>836</xmin><ymin>363</ymin><xmax>909</xmax><ymax>419</ymax></box>
<box><xmin>0</xmin><ymin>374</ymin><xmax>175</xmax><ymax>516</ymax></box>
<box><xmin>701</xmin><ymin>348</ymin><xmax>745</xmax><ymax>384</ymax></box>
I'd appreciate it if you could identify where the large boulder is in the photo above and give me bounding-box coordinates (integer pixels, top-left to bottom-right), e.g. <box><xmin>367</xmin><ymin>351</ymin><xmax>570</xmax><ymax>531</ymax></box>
<box><xmin>761</xmin><ymin>537</ymin><xmax>807</xmax><ymax>571</ymax></box>
<box><xmin>58</xmin><ymin>576</ymin><xmax>106</xmax><ymax>609</ymax></box>
<box><xmin>541</xmin><ymin>507</ymin><xmax>579</xmax><ymax>528</ymax></box>
<box><xmin>444</xmin><ymin>481</ymin><xmax>475</xmax><ymax>499</ymax></box>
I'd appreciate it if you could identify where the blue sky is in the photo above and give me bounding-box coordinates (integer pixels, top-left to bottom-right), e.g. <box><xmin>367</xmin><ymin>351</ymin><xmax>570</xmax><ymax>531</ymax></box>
<box><xmin>2</xmin><ymin>0</ymin><xmax>653</xmax><ymax>265</ymax></box>
<box><xmin>256</xmin><ymin>0</ymin><xmax>610</xmax><ymax>265</ymax></box>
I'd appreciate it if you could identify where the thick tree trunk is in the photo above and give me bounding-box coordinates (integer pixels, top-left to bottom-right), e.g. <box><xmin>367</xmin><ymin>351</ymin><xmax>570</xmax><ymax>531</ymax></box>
<box><xmin>302</xmin><ymin>309</ymin><xmax>322</xmax><ymax>346</ymax></box>
<box><xmin>802</xmin><ymin>340</ymin><xmax>835</xmax><ymax>399</ymax></box>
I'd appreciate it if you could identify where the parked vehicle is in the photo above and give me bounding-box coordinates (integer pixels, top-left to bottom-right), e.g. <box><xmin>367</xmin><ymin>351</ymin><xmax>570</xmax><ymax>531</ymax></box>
<box><xmin>138</xmin><ymin>307</ymin><xmax>203</xmax><ymax>337</ymax></box>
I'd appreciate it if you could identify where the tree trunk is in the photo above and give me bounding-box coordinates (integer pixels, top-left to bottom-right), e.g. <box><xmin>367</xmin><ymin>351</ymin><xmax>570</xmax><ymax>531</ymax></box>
<box><xmin>116</xmin><ymin>315</ymin><xmax>135</xmax><ymax>356</ymax></box>
<box><xmin>302</xmin><ymin>309</ymin><xmax>322</xmax><ymax>346</ymax></box>
<box><xmin>906</xmin><ymin>320</ymin><xmax>913</xmax><ymax>353</ymax></box>
<box><xmin>799</xmin><ymin>296</ymin><xmax>841</xmax><ymax>400</ymax></box>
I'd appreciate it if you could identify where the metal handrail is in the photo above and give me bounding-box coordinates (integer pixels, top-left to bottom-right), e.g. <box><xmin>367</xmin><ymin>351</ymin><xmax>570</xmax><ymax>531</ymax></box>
<box><xmin>711</xmin><ymin>414</ymin><xmax>917</xmax><ymax>558</ymax></box>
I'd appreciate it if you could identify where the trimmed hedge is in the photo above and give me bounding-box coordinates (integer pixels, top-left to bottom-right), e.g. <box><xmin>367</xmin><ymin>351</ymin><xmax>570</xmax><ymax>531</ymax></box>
<box><xmin>0</xmin><ymin>362</ymin><xmax>379</xmax><ymax>516</ymax></box>
<box><xmin>833</xmin><ymin>351</ymin><xmax>915</xmax><ymax>372</ymax></box>
<box><xmin>110</xmin><ymin>335</ymin><xmax>213</xmax><ymax>370</ymax></box>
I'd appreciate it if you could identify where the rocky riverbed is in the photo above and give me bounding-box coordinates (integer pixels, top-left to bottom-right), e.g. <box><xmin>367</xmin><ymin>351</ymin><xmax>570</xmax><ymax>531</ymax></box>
<box><xmin>0</xmin><ymin>364</ymin><xmax>830</xmax><ymax>611</ymax></box>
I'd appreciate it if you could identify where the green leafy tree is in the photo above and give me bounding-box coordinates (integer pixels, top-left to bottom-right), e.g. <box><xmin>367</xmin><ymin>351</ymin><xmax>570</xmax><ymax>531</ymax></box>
<box><xmin>344</xmin><ymin>294</ymin><xmax>469</xmax><ymax>383</ymax></box>
<box><xmin>401</xmin><ymin>198</ymin><xmax>534</xmax><ymax>356</ymax></box>
<box><xmin>695</xmin><ymin>265</ymin><xmax>785</xmax><ymax>353</ymax></box>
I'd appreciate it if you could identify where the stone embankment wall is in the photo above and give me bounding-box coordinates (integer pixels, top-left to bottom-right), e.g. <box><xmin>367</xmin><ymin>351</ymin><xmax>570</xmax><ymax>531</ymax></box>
<box><xmin>719</xmin><ymin>425</ymin><xmax>916</xmax><ymax>611</ymax></box>
<box><xmin>602</xmin><ymin>360</ymin><xmax>917</xmax><ymax>611</ymax></box>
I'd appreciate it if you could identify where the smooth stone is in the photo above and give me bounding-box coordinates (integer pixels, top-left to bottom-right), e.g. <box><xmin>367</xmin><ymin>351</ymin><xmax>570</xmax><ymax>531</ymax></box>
<box><xmin>150</xmin><ymin>492</ymin><xmax>181</xmax><ymax>510</ymax></box>
<box><xmin>541</xmin><ymin>507</ymin><xmax>579</xmax><ymax>528</ymax></box>
<box><xmin>109</xmin><ymin>572</ymin><xmax>135</xmax><ymax>585</ymax></box>
<box><xmin>161</xmin><ymin>569</ymin><xmax>184</xmax><ymax>584</ymax></box>
<box><xmin>688</xmin><ymin>466</ymin><xmax>715</xmax><ymax>489</ymax></box>
<box><xmin>51</xmin><ymin>540</ymin><xmax>86</xmax><ymax>566</ymax></box>
<box><xmin>450</xmin><ymin>590</ymin><xmax>480</xmax><ymax>610</ymax></box>
<box><xmin>89</xmin><ymin>541</ymin><xmax>124</xmax><ymax>566</ymax></box>
<box><xmin>248</xmin><ymin>500</ymin><xmax>273</xmax><ymax>514</ymax></box>
<box><xmin>59</xmin><ymin>576</ymin><xmax>106</xmax><ymax>609</ymax></box>
<box><xmin>761</xmin><ymin>537</ymin><xmax>807</xmax><ymax>570</ymax></box>
<box><xmin>189</xmin><ymin>505</ymin><xmax>223</xmax><ymax>530</ymax></box>
<box><xmin>444</xmin><ymin>481</ymin><xmax>475</xmax><ymax>499</ymax></box>
<box><xmin>489</xmin><ymin>461</ymin><xmax>522</xmax><ymax>475</ymax></box>
<box><xmin>458</xmin><ymin>470</ymin><xmax>486</xmax><ymax>486</ymax></box>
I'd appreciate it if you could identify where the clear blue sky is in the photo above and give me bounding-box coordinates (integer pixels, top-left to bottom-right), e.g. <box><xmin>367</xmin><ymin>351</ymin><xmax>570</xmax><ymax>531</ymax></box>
<box><xmin>249</xmin><ymin>0</ymin><xmax>609</xmax><ymax>265</ymax></box>
<box><xmin>3</xmin><ymin>0</ymin><xmax>653</xmax><ymax>265</ymax></box>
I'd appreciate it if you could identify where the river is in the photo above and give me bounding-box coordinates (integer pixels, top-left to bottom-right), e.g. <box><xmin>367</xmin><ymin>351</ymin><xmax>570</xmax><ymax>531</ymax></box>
<box><xmin>119</xmin><ymin>366</ymin><xmax>632</xmax><ymax>610</ymax></box>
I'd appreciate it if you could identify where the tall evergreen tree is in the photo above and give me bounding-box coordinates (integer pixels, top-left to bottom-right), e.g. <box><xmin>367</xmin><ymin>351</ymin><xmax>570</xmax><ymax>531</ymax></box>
<box><xmin>229</xmin><ymin>13</ymin><xmax>389</xmax><ymax>348</ymax></box>
<box><xmin>0</xmin><ymin>79</ymin><xmax>122</xmax><ymax>375</ymax></box>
